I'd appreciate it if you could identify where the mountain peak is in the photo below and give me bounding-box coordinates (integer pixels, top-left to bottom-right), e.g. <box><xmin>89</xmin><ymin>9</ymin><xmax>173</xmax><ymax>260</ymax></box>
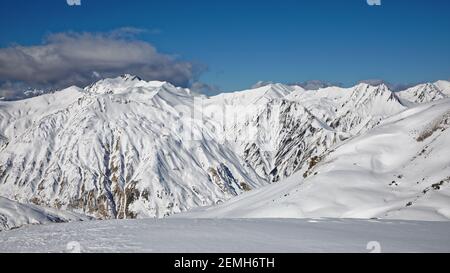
<box><xmin>397</xmin><ymin>82</ymin><xmax>447</xmax><ymax>103</ymax></box>
<box><xmin>85</xmin><ymin>75</ymin><xmax>169</xmax><ymax>95</ymax></box>
<box><xmin>119</xmin><ymin>74</ymin><xmax>143</xmax><ymax>82</ymax></box>
<box><xmin>355</xmin><ymin>81</ymin><xmax>390</xmax><ymax>90</ymax></box>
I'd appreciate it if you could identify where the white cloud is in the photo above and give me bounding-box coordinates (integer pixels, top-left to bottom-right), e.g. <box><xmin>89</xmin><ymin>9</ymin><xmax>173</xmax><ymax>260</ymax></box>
<box><xmin>0</xmin><ymin>29</ymin><xmax>198</xmax><ymax>99</ymax></box>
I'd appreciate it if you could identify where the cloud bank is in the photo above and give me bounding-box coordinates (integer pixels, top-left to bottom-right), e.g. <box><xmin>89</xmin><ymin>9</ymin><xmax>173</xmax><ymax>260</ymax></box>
<box><xmin>0</xmin><ymin>29</ymin><xmax>199</xmax><ymax>99</ymax></box>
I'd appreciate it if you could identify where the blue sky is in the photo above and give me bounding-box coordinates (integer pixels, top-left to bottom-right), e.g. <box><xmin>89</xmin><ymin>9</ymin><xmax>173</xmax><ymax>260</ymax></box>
<box><xmin>0</xmin><ymin>0</ymin><xmax>449</xmax><ymax>94</ymax></box>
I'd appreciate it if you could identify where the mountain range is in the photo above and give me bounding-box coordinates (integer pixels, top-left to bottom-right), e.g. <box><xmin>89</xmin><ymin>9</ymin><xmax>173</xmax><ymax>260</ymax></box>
<box><xmin>1</xmin><ymin>75</ymin><xmax>449</xmax><ymax>228</ymax></box>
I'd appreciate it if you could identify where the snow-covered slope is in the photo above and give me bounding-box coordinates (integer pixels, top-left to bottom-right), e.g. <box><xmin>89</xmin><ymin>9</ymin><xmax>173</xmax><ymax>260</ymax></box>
<box><xmin>1</xmin><ymin>218</ymin><xmax>449</xmax><ymax>253</ymax></box>
<box><xmin>434</xmin><ymin>80</ymin><xmax>450</xmax><ymax>96</ymax></box>
<box><xmin>178</xmin><ymin>99</ymin><xmax>450</xmax><ymax>221</ymax></box>
<box><xmin>0</xmin><ymin>86</ymin><xmax>84</xmax><ymax>138</ymax></box>
<box><xmin>0</xmin><ymin>197</ymin><xmax>88</xmax><ymax>231</ymax></box>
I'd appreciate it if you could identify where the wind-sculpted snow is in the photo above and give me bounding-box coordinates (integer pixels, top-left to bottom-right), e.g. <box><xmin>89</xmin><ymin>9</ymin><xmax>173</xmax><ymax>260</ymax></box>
<box><xmin>0</xmin><ymin>75</ymin><xmax>449</xmax><ymax>220</ymax></box>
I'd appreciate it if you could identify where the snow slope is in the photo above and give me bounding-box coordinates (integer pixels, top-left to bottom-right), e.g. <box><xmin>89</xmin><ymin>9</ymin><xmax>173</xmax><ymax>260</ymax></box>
<box><xmin>0</xmin><ymin>218</ymin><xmax>449</xmax><ymax>253</ymax></box>
<box><xmin>178</xmin><ymin>99</ymin><xmax>450</xmax><ymax>221</ymax></box>
<box><xmin>0</xmin><ymin>197</ymin><xmax>88</xmax><ymax>231</ymax></box>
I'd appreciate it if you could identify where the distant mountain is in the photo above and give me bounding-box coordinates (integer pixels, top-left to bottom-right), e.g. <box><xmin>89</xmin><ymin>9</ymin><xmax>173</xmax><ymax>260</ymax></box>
<box><xmin>1</xmin><ymin>76</ymin><xmax>449</xmax><ymax>220</ymax></box>
<box><xmin>397</xmin><ymin>81</ymin><xmax>449</xmax><ymax>104</ymax></box>
<box><xmin>0</xmin><ymin>88</ymin><xmax>54</xmax><ymax>102</ymax></box>
<box><xmin>290</xmin><ymin>80</ymin><xmax>341</xmax><ymax>90</ymax></box>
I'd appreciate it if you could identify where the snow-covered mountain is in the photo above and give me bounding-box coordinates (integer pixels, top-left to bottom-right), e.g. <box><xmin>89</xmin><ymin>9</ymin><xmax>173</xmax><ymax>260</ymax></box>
<box><xmin>178</xmin><ymin>98</ymin><xmax>450</xmax><ymax>221</ymax></box>
<box><xmin>0</xmin><ymin>76</ymin><xmax>449</xmax><ymax>220</ymax></box>
<box><xmin>221</xmin><ymin>83</ymin><xmax>408</xmax><ymax>183</ymax></box>
<box><xmin>397</xmin><ymin>82</ymin><xmax>449</xmax><ymax>104</ymax></box>
<box><xmin>0</xmin><ymin>75</ymin><xmax>265</xmax><ymax>219</ymax></box>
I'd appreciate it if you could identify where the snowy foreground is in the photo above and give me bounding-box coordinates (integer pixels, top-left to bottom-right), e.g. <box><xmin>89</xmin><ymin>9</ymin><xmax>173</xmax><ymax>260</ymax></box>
<box><xmin>0</xmin><ymin>218</ymin><xmax>449</xmax><ymax>253</ymax></box>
